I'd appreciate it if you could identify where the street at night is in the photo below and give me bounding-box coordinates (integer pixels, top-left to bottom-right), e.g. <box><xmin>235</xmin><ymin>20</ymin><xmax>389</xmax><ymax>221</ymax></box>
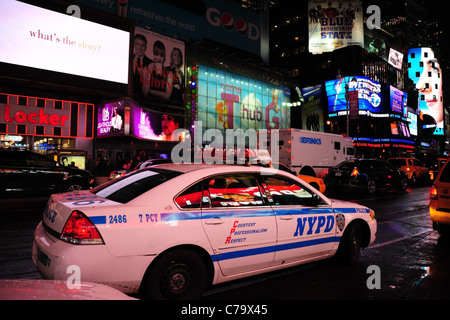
<box><xmin>1</xmin><ymin>182</ymin><xmax>449</xmax><ymax>300</ymax></box>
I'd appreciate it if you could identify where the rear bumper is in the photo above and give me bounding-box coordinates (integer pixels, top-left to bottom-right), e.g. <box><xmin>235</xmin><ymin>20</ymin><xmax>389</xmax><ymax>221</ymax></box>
<box><xmin>32</xmin><ymin>221</ymin><xmax>153</xmax><ymax>294</ymax></box>
<box><xmin>430</xmin><ymin>201</ymin><xmax>450</xmax><ymax>226</ymax></box>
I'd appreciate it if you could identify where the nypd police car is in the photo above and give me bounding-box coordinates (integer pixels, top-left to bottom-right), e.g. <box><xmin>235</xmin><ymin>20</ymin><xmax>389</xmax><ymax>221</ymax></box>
<box><xmin>32</xmin><ymin>163</ymin><xmax>376</xmax><ymax>299</ymax></box>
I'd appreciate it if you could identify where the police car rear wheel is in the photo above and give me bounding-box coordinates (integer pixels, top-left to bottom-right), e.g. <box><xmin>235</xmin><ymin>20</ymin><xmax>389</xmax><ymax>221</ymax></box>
<box><xmin>143</xmin><ymin>249</ymin><xmax>207</xmax><ymax>300</ymax></box>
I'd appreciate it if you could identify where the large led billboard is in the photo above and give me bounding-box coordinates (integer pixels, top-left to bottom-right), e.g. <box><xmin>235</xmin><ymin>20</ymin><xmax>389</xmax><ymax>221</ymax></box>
<box><xmin>308</xmin><ymin>0</ymin><xmax>364</xmax><ymax>54</ymax></box>
<box><xmin>408</xmin><ymin>48</ymin><xmax>444</xmax><ymax>135</ymax></box>
<box><xmin>130</xmin><ymin>102</ymin><xmax>185</xmax><ymax>141</ymax></box>
<box><xmin>0</xmin><ymin>0</ymin><xmax>130</xmax><ymax>84</ymax></box>
<box><xmin>325</xmin><ymin>76</ymin><xmax>384</xmax><ymax>114</ymax></box>
<box><xmin>197</xmin><ymin>65</ymin><xmax>290</xmax><ymax>132</ymax></box>
<box><xmin>132</xmin><ymin>27</ymin><xmax>185</xmax><ymax>106</ymax></box>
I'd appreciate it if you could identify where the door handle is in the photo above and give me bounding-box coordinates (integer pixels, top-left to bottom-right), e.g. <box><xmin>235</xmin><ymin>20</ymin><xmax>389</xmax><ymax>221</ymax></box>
<box><xmin>279</xmin><ymin>214</ymin><xmax>293</xmax><ymax>220</ymax></box>
<box><xmin>204</xmin><ymin>217</ymin><xmax>224</xmax><ymax>225</ymax></box>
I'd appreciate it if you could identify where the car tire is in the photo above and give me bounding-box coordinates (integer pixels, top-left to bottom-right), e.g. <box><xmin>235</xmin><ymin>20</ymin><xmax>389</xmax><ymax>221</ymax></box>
<box><xmin>399</xmin><ymin>177</ymin><xmax>408</xmax><ymax>192</ymax></box>
<box><xmin>65</xmin><ymin>180</ymin><xmax>87</xmax><ymax>192</ymax></box>
<box><xmin>366</xmin><ymin>179</ymin><xmax>376</xmax><ymax>194</ymax></box>
<box><xmin>141</xmin><ymin>249</ymin><xmax>208</xmax><ymax>300</ymax></box>
<box><xmin>309</xmin><ymin>182</ymin><xmax>319</xmax><ymax>190</ymax></box>
<box><xmin>336</xmin><ymin>223</ymin><xmax>362</xmax><ymax>266</ymax></box>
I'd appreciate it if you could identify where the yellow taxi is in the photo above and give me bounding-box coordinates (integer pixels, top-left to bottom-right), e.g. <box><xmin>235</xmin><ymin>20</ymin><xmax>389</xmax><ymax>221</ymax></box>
<box><xmin>430</xmin><ymin>159</ymin><xmax>450</xmax><ymax>235</ymax></box>
<box><xmin>272</xmin><ymin>162</ymin><xmax>326</xmax><ymax>194</ymax></box>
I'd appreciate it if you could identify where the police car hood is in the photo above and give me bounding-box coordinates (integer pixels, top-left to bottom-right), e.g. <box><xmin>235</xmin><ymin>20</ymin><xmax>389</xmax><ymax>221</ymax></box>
<box><xmin>42</xmin><ymin>190</ymin><xmax>119</xmax><ymax>234</ymax></box>
<box><xmin>330</xmin><ymin>198</ymin><xmax>371</xmax><ymax>212</ymax></box>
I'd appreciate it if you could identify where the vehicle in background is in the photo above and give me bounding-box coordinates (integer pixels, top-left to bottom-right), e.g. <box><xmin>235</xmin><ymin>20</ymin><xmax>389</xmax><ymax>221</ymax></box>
<box><xmin>325</xmin><ymin>159</ymin><xmax>408</xmax><ymax>195</ymax></box>
<box><xmin>428</xmin><ymin>157</ymin><xmax>449</xmax><ymax>184</ymax></box>
<box><xmin>109</xmin><ymin>158</ymin><xmax>172</xmax><ymax>180</ymax></box>
<box><xmin>268</xmin><ymin>129</ymin><xmax>354</xmax><ymax>178</ymax></box>
<box><xmin>387</xmin><ymin>157</ymin><xmax>428</xmax><ymax>185</ymax></box>
<box><xmin>430</xmin><ymin>159</ymin><xmax>450</xmax><ymax>235</ymax></box>
<box><xmin>271</xmin><ymin>161</ymin><xmax>326</xmax><ymax>194</ymax></box>
<box><xmin>0</xmin><ymin>149</ymin><xmax>94</xmax><ymax>198</ymax></box>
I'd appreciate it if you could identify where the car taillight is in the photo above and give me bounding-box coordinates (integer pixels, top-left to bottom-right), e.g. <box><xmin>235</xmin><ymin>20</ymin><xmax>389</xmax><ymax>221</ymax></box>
<box><xmin>351</xmin><ymin>168</ymin><xmax>359</xmax><ymax>177</ymax></box>
<box><xmin>430</xmin><ymin>185</ymin><xmax>438</xmax><ymax>200</ymax></box>
<box><xmin>61</xmin><ymin>210</ymin><xmax>104</xmax><ymax>245</ymax></box>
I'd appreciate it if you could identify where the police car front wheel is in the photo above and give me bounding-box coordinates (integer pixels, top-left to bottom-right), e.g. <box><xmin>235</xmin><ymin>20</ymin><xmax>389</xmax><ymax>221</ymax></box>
<box><xmin>141</xmin><ymin>249</ymin><xmax>208</xmax><ymax>300</ymax></box>
<box><xmin>336</xmin><ymin>223</ymin><xmax>362</xmax><ymax>265</ymax></box>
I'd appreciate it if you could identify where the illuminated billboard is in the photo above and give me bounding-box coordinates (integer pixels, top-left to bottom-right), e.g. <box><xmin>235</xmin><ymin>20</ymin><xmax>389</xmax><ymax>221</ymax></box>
<box><xmin>197</xmin><ymin>65</ymin><xmax>290</xmax><ymax>132</ymax></box>
<box><xmin>1</xmin><ymin>93</ymin><xmax>94</xmax><ymax>139</ymax></box>
<box><xmin>325</xmin><ymin>76</ymin><xmax>385</xmax><ymax>114</ymax></box>
<box><xmin>389</xmin><ymin>85</ymin><xmax>408</xmax><ymax>115</ymax></box>
<box><xmin>130</xmin><ymin>102</ymin><xmax>185</xmax><ymax>141</ymax></box>
<box><xmin>97</xmin><ymin>101</ymin><xmax>125</xmax><ymax>137</ymax></box>
<box><xmin>308</xmin><ymin>0</ymin><xmax>364</xmax><ymax>54</ymax></box>
<box><xmin>408</xmin><ymin>48</ymin><xmax>444</xmax><ymax>135</ymax></box>
<box><xmin>132</xmin><ymin>27</ymin><xmax>185</xmax><ymax>106</ymax></box>
<box><xmin>0</xmin><ymin>0</ymin><xmax>130</xmax><ymax>84</ymax></box>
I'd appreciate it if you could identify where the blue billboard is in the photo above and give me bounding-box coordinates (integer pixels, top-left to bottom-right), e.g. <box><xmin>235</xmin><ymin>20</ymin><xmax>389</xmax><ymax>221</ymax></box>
<box><xmin>325</xmin><ymin>76</ymin><xmax>385</xmax><ymax>114</ymax></box>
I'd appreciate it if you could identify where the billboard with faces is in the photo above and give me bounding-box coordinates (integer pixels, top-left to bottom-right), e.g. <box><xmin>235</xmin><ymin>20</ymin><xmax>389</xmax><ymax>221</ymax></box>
<box><xmin>308</xmin><ymin>0</ymin><xmax>364</xmax><ymax>54</ymax></box>
<box><xmin>408</xmin><ymin>48</ymin><xmax>444</xmax><ymax>135</ymax></box>
<box><xmin>132</xmin><ymin>27</ymin><xmax>185</xmax><ymax>107</ymax></box>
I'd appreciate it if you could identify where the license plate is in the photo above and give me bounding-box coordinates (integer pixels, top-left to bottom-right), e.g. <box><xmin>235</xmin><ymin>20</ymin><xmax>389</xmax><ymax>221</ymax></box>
<box><xmin>335</xmin><ymin>172</ymin><xmax>342</xmax><ymax>176</ymax></box>
<box><xmin>37</xmin><ymin>247</ymin><xmax>51</xmax><ymax>267</ymax></box>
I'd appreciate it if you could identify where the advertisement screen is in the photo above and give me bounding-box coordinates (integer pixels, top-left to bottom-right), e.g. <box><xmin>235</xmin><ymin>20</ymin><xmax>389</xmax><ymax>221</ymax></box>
<box><xmin>388</xmin><ymin>48</ymin><xmax>403</xmax><ymax>70</ymax></box>
<box><xmin>132</xmin><ymin>27</ymin><xmax>185</xmax><ymax>106</ymax></box>
<box><xmin>407</xmin><ymin>112</ymin><xmax>418</xmax><ymax>136</ymax></box>
<box><xmin>0</xmin><ymin>0</ymin><xmax>130</xmax><ymax>84</ymax></box>
<box><xmin>301</xmin><ymin>85</ymin><xmax>323</xmax><ymax>131</ymax></box>
<box><xmin>197</xmin><ymin>65</ymin><xmax>290</xmax><ymax>132</ymax></box>
<box><xmin>390</xmin><ymin>86</ymin><xmax>407</xmax><ymax>114</ymax></box>
<box><xmin>325</xmin><ymin>76</ymin><xmax>384</xmax><ymax>114</ymax></box>
<box><xmin>408</xmin><ymin>47</ymin><xmax>444</xmax><ymax>135</ymax></box>
<box><xmin>97</xmin><ymin>101</ymin><xmax>125</xmax><ymax>137</ymax></box>
<box><xmin>308</xmin><ymin>0</ymin><xmax>364</xmax><ymax>54</ymax></box>
<box><xmin>130</xmin><ymin>102</ymin><xmax>185</xmax><ymax>141</ymax></box>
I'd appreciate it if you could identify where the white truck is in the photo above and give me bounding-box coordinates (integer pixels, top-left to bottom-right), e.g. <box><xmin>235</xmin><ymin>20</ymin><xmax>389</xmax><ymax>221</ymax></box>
<box><xmin>268</xmin><ymin>129</ymin><xmax>354</xmax><ymax>178</ymax></box>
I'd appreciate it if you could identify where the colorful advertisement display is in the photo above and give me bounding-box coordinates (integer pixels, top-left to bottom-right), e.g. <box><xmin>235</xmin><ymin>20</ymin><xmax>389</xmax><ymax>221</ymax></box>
<box><xmin>408</xmin><ymin>47</ymin><xmax>444</xmax><ymax>135</ymax></box>
<box><xmin>1</xmin><ymin>93</ymin><xmax>93</xmax><ymax>139</ymax></box>
<box><xmin>308</xmin><ymin>0</ymin><xmax>364</xmax><ymax>54</ymax></box>
<box><xmin>0</xmin><ymin>0</ymin><xmax>130</xmax><ymax>84</ymax></box>
<box><xmin>97</xmin><ymin>101</ymin><xmax>125</xmax><ymax>137</ymax></box>
<box><xmin>133</xmin><ymin>27</ymin><xmax>185</xmax><ymax>106</ymax></box>
<box><xmin>325</xmin><ymin>76</ymin><xmax>383</xmax><ymax>114</ymax></box>
<box><xmin>197</xmin><ymin>65</ymin><xmax>290</xmax><ymax>133</ymax></box>
<box><xmin>391</xmin><ymin>86</ymin><xmax>408</xmax><ymax>119</ymax></box>
<box><xmin>301</xmin><ymin>85</ymin><xmax>323</xmax><ymax>131</ymax></box>
<box><xmin>130</xmin><ymin>102</ymin><xmax>185</xmax><ymax>141</ymax></box>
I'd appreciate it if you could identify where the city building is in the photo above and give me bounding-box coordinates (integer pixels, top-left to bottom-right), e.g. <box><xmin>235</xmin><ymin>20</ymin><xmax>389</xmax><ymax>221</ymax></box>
<box><xmin>0</xmin><ymin>0</ymin><xmax>294</xmax><ymax>175</ymax></box>
<box><xmin>269</xmin><ymin>0</ymin><xmax>448</xmax><ymax>159</ymax></box>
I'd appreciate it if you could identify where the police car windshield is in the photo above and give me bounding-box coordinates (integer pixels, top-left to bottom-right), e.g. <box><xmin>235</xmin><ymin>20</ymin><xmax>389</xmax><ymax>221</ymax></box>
<box><xmin>92</xmin><ymin>169</ymin><xmax>183</xmax><ymax>203</ymax></box>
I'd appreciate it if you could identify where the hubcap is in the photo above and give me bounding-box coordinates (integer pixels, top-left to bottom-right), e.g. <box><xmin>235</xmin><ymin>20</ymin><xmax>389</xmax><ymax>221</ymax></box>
<box><xmin>170</xmin><ymin>272</ymin><xmax>186</xmax><ymax>291</ymax></box>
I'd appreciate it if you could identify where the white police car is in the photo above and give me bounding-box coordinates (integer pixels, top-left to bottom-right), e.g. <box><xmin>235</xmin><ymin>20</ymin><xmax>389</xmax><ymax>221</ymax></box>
<box><xmin>32</xmin><ymin>163</ymin><xmax>376</xmax><ymax>299</ymax></box>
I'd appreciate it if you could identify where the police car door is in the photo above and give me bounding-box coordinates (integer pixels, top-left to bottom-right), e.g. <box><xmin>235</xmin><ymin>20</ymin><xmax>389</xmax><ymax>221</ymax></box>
<box><xmin>201</xmin><ymin>173</ymin><xmax>277</xmax><ymax>276</ymax></box>
<box><xmin>260</xmin><ymin>174</ymin><xmax>336</xmax><ymax>265</ymax></box>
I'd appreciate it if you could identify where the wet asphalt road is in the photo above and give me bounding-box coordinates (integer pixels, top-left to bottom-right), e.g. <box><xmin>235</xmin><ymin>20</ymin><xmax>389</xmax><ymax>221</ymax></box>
<box><xmin>0</xmin><ymin>183</ymin><xmax>449</xmax><ymax>301</ymax></box>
